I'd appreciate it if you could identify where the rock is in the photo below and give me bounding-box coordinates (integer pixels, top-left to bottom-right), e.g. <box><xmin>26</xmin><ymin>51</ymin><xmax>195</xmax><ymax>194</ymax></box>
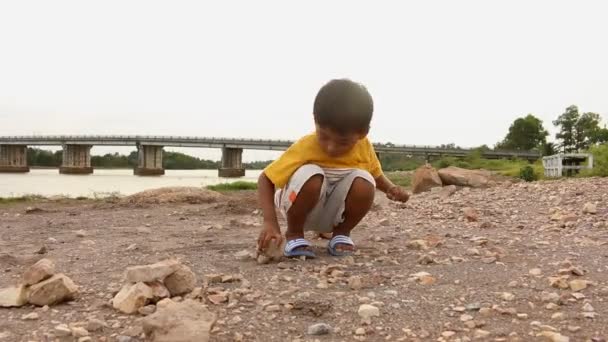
<box><xmin>441</xmin><ymin>185</ymin><xmax>458</xmax><ymax>197</ymax></box>
<box><xmin>21</xmin><ymin>312</ymin><xmax>39</xmax><ymax>320</ymax></box>
<box><xmin>438</xmin><ymin>167</ymin><xmax>491</xmax><ymax>188</ymax></box>
<box><xmin>87</xmin><ymin>318</ymin><xmax>107</xmax><ymax>332</ymax></box>
<box><xmin>54</xmin><ymin>324</ymin><xmax>72</xmax><ymax>337</ymax></box>
<box><xmin>417</xmin><ymin>254</ymin><xmax>435</xmax><ymax>265</ymax></box>
<box><xmin>540</xmin><ymin>292</ymin><xmax>561</xmax><ymax>306</ymax></box>
<box><xmin>538</xmin><ymin>331</ymin><xmax>570</xmax><ymax>342</ymax></box>
<box><xmin>355</xmin><ymin>327</ymin><xmax>366</xmax><ymax>336</ymax></box>
<box><xmin>146</xmin><ymin>281</ymin><xmax>171</xmax><ymax>301</ymax></box>
<box><xmin>411</xmin><ymin>164</ymin><xmax>443</xmax><ymax>194</ymax></box>
<box><xmin>501</xmin><ymin>292</ymin><xmax>515</xmax><ymax>301</ymax></box>
<box><xmin>408</xmin><ymin>271</ymin><xmax>437</xmax><ymax>285</ymax></box>
<box><xmin>460</xmin><ymin>314</ymin><xmax>474</xmax><ymax>321</ymax></box>
<box><xmin>125</xmin><ymin>259</ymin><xmax>181</xmax><ymax>283</ymax></box>
<box><xmin>463</xmin><ymin>207</ymin><xmax>479</xmax><ymax>222</ymax></box>
<box><xmin>349</xmin><ymin>276</ymin><xmax>363</xmax><ymax>290</ymax></box>
<box><xmin>582</xmin><ymin>303</ymin><xmax>594</xmax><ymax>312</ymax></box>
<box><xmin>357</xmin><ymin>304</ymin><xmax>380</xmax><ymax>320</ymax></box>
<box><xmin>407</xmin><ymin>239</ymin><xmax>429</xmax><ymax>250</ymax></box>
<box><xmin>117</xmin><ymin>336</ymin><xmax>133</xmax><ymax>342</ymax></box>
<box><xmin>112</xmin><ymin>282</ymin><xmax>154</xmax><ymax>314</ymax></box>
<box><xmin>265</xmin><ymin>304</ymin><xmax>280</xmax><ymax>312</ymax></box>
<box><xmin>207</xmin><ymin>294</ymin><xmax>228</xmax><ymax>305</ymax></box>
<box><xmin>71</xmin><ymin>327</ymin><xmax>89</xmax><ymax>338</ymax></box>
<box><xmin>139</xmin><ymin>305</ymin><xmax>157</xmax><ymax>316</ymax></box>
<box><xmin>27</xmin><ymin>273</ymin><xmax>78</xmax><ymax>306</ymax></box>
<box><xmin>583</xmin><ymin>202</ymin><xmax>597</xmax><ymax>214</ymax></box>
<box><xmin>234</xmin><ymin>250</ymin><xmax>253</xmax><ymax>261</ymax></box>
<box><xmin>25</xmin><ymin>207</ymin><xmax>44</xmax><ymax>214</ymax></box>
<box><xmin>0</xmin><ymin>286</ymin><xmax>28</xmax><ymax>307</ymax></box>
<box><xmin>307</xmin><ymin>323</ymin><xmax>332</xmax><ymax>335</ymax></box>
<box><xmin>75</xmin><ymin>230</ymin><xmax>87</xmax><ymax>237</ymax></box>
<box><xmin>474</xmin><ymin>330</ymin><xmax>491</xmax><ymax>339</ymax></box>
<box><xmin>22</xmin><ymin>258</ymin><xmax>55</xmax><ymax>286</ymax></box>
<box><xmin>257</xmin><ymin>238</ymin><xmax>284</xmax><ymax>263</ymax></box>
<box><xmin>164</xmin><ymin>265</ymin><xmax>197</xmax><ymax>296</ymax></box>
<box><xmin>379</xmin><ymin>218</ymin><xmax>390</xmax><ymax>226</ymax></box>
<box><xmin>529</xmin><ymin>268</ymin><xmax>543</xmax><ymax>276</ymax></box>
<box><xmin>548</xmin><ymin>276</ymin><xmax>569</xmax><ymax>290</ymax></box>
<box><xmin>141</xmin><ymin>299</ymin><xmax>216</xmax><ymax>342</ymax></box>
<box><xmin>569</xmin><ymin>279</ymin><xmax>588</xmax><ymax>292</ymax></box>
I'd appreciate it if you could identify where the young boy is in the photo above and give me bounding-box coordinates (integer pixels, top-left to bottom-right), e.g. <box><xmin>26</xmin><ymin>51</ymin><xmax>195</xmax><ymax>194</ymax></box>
<box><xmin>257</xmin><ymin>79</ymin><xmax>410</xmax><ymax>258</ymax></box>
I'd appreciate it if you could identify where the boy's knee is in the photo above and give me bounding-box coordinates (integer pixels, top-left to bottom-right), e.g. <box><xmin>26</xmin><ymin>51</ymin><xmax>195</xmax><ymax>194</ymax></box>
<box><xmin>301</xmin><ymin>174</ymin><xmax>324</xmax><ymax>195</ymax></box>
<box><xmin>348</xmin><ymin>176</ymin><xmax>375</xmax><ymax>200</ymax></box>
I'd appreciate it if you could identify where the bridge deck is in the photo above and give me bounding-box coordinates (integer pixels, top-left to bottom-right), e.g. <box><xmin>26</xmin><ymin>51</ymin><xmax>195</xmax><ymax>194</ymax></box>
<box><xmin>0</xmin><ymin>135</ymin><xmax>541</xmax><ymax>160</ymax></box>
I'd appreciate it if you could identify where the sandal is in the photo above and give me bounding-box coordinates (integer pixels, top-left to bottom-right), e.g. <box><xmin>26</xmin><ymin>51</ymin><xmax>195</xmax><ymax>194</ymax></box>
<box><xmin>284</xmin><ymin>238</ymin><xmax>316</xmax><ymax>259</ymax></box>
<box><xmin>327</xmin><ymin>235</ymin><xmax>355</xmax><ymax>257</ymax></box>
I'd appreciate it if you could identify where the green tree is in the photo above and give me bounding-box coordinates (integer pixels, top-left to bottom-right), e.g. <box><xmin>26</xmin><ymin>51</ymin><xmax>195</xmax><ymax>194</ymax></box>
<box><xmin>574</xmin><ymin>112</ymin><xmax>601</xmax><ymax>151</ymax></box>
<box><xmin>553</xmin><ymin>105</ymin><xmax>580</xmax><ymax>152</ymax></box>
<box><xmin>590</xmin><ymin>127</ymin><xmax>608</xmax><ymax>144</ymax></box>
<box><xmin>497</xmin><ymin>114</ymin><xmax>548</xmax><ymax>151</ymax></box>
<box><xmin>542</xmin><ymin>142</ymin><xmax>557</xmax><ymax>156</ymax></box>
<box><xmin>553</xmin><ymin>106</ymin><xmax>604</xmax><ymax>152</ymax></box>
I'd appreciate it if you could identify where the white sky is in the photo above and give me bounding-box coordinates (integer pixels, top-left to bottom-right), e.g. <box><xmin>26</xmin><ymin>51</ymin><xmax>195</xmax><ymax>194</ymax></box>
<box><xmin>1</xmin><ymin>0</ymin><xmax>607</xmax><ymax>161</ymax></box>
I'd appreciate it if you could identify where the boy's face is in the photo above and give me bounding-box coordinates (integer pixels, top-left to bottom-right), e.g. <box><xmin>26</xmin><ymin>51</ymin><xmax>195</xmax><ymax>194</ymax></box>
<box><xmin>315</xmin><ymin>124</ymin><xmax>365</xmax><ymax>157</ymax></box>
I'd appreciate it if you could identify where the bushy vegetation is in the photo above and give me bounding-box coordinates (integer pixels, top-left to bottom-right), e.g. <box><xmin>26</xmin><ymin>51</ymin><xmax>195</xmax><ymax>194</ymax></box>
<box><xmin>581</xmin><ymin>144</ymin><xmax>608</xmax><ymax>177</ymax></box>
<box><xmin>206</xmin><ymin>181</ymin><xmax>258</xmax><ymax>191</ymax></box>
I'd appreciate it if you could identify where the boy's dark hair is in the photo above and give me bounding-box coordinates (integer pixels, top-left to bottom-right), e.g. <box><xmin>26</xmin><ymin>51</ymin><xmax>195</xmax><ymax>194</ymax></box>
<box><xmin>313</xmin><ymin>79</ymin><xmax>374</xmax><ymax>135</ymax></box>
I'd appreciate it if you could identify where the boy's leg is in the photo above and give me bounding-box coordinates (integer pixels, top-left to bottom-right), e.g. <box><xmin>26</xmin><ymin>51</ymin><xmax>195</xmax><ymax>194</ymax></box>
<box><xmin>286</xmin><ymin>174</ymin><xmax>323</xmax><ymax>246</ymax></box>
<box><xmin>275</xmin><ymin>164</ymin><xmax>326</xmax><ymax>253</ymax></box>
<box><xmin>316</xmin><ymin>170</ymin><xmax>375</xmax><ymax>254</ymax></box>
<box><xmin>332</xmin><ymin>177</ymin><xmax>375</xmax><ymax>252</ymax></box>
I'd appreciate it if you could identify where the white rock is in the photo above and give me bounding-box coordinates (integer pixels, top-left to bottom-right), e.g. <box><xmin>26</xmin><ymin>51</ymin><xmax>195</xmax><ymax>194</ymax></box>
<box><xmin>164</xmin><ymin>264</ymin><xmax>197</xmax><ymax>296</ymax></box>
<box><xmin>22</xmin><ymin>258</ymin><xmax>55</xmax><ymax>285</ymax></box>
<box><xmin>21</xmin><ymin>312</ymin><xmax>39</xmax><ymax>320</ymax></box>
<box><xmin>0</xmin><ymin>286</ymin><xmax>28</xmax><ymax>307</ymax></box>
<box><xmin>125</xmin><ymin>259</ymin><xmax>181</xmax><ymax>283</ymax></box>
<box><xmin>54</xmin><ymin>324</ymin><xmax>72</xmax><ymax>337</ymax></box>
<box><xmin>307</xmin><ymin>323</ymin><xmax>332</xmax><ymax>335</ymax></box>
<box><xmin>141</xmin><ymin>299</ymin><xmax>216</xmax><ymax>342</ymax></box>
<box><xmin>357</xmin><ymin>304</ymin><xmax>380</xmax><ymax>319</ymax></box>
<box><xmin>112</xmin><ymin>282</ymin><xmax>154</xmax><ymax>314</ymax></box>
<box><xmin>27</xmin><ymin>274</ymin><xmax>78</xmax><ymax>306</ymax></box>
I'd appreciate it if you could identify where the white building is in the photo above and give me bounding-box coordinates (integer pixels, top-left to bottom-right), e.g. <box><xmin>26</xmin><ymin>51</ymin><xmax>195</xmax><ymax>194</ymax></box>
<box><xmin>542</xmin><ymin>153</ymin><xmax>593</xmax><ymax>178</ymax></box>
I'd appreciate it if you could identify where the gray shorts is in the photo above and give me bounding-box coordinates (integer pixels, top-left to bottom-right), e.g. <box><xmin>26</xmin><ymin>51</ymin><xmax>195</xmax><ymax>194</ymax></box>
<box><xmin>274</xmin><ymin>164</ymin><xmax>376</xmax><ymax>233</ymax></box>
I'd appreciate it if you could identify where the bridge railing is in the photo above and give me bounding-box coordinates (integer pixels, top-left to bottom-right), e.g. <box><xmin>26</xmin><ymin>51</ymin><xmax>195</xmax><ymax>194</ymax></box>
<box><xmin>0</xmin><ymin>135</ymin><xmax>541</xmax><ymax>158</ymax></box>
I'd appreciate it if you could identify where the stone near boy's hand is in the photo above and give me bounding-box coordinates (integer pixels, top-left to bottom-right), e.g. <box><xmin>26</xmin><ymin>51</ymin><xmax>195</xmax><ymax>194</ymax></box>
<box><xmin>387</xmin><ymin>186</ymin><xmax>410</xmax><ymax>203</ymax></box>
<box><xmin>257</xmin><ymin>224</ymin><xmax>284</xmax><ymax>253</ymax></box>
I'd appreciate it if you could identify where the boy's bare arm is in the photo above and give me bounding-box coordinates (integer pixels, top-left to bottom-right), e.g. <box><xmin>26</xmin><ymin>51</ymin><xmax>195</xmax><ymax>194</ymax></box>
<box><xmin>375</xmin><ymin>174</ymin><xmax>410</xmax><ymax>202</ymax></box>
<box><xmin>257</xmin><ymin>172</ymin><xmax>284</xmax><ymax>250</ymax></box>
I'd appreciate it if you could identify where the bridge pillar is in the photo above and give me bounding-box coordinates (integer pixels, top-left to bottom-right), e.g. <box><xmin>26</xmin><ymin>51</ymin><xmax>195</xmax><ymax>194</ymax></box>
<box><xmin>0</xmin><ymin>145</ymin><xmax>29</xmax><ymax>172</ymax></box>
<box><xmin>219</xmin><ymin>147</ymin><xmax>245</xmax><ymax>177</ymax></box>
<box><xmin>134</xmin><ymin>145</ymin><xmax>165</xmax><ymax>176</ymax></box>
<box><xmin>60</xmin><ymin>144</ymin><xmax>93</xmax><ymax>174</ymax></box>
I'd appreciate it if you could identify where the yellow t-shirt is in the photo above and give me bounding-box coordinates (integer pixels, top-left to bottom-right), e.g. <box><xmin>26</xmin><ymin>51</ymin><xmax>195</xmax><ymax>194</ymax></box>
<box><xmin>264</xmin><ymin>133</ymin><xmax>383</xmax><ymax>188</ymax></box>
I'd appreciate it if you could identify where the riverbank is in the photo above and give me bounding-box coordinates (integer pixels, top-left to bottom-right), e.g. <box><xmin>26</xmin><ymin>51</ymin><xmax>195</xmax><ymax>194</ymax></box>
<box><xmin>1</xmin><ymin>178</ymin><xmax>607</xmax><ymax>341</ymax></box>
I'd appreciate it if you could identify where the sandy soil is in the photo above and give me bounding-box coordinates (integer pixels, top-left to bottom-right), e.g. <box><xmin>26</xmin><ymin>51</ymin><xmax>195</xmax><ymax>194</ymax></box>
<box><xmin>1</xmin><ymin>179</ymin><xmax>607</xmax><ymax>342</ymax></box>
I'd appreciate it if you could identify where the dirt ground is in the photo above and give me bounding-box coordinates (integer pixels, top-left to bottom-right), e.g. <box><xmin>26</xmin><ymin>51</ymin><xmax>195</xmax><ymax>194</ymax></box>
<box><xmin>1</xmin><ymin>178</ymin><xmax>607</xmax><ymax>342</ymax></box>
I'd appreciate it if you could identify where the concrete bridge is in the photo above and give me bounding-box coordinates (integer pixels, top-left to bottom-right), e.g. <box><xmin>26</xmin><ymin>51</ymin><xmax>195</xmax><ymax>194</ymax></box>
<box><xmin>0</xmin><ymin>135</ymin><xmax>541</xmax><ymax>177</ymax></box>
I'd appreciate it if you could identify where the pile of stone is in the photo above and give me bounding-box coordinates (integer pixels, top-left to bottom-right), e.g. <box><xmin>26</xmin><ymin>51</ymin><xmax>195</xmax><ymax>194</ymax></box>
<box><xmin>112</xmin><ymin>259</ymin><xmax>197</xmax><ymax>314</ymax></box>
<box><xmin>411</xmin><ymin>165</ymin><xmax>501</xmax><ymax>194</ymax></box>
<box><xmin>0</xmin><ymin>258</ymin><xmax>79</xmax><ymax>308</ymax></box>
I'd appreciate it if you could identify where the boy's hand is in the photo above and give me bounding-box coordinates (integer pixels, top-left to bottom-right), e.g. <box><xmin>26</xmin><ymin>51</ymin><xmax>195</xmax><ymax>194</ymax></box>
<box><xmin>387</xmin><ymin>185</ymin><xmax>410</xmax><ymax>203</ymax></box>
<box><xmin>257</xmin><ymin>223</ymin><xmax>283</xmax><ymax>252</ymax></box>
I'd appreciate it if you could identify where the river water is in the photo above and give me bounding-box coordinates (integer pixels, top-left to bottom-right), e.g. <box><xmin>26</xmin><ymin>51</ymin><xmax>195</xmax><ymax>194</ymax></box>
<box><xmin>0</xmin><ymin>169</ymin><xmax>262</xmax><ymax>198</ymax></box>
